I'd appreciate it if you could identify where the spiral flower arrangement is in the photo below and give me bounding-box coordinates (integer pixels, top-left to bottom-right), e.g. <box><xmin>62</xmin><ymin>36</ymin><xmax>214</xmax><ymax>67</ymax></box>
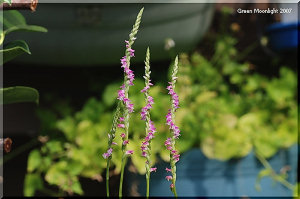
<box><xmin>165</xmin><ymin>56</ymin><xmax>180</xmax><ymax>197</ymax></box>
<box><xmin>103</xmin><ymin>8</ymin><xmax>181</xmax><ymax>198</ymax></box>
<box><xmin>103</xmin><ymin>7</ymin><xmax>144</xmax><ymax>198</ymax></box>
<box><xmin>140</xmin><ymin>48</ymin><xmax>157</xmax><ymax>198</ymax></box>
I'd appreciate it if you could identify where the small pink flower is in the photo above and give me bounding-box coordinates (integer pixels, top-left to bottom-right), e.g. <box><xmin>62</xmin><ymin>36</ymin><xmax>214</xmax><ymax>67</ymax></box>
<box><xmin>165</xmin><ymin>167</ymin><xmax>172</xmax><ymax>172</ymax></box>
<box><xmin>123</xmin><ymin>140</ymin><xmax>129</xmax><ymax>145</ymax></box>
<box><xmin>120</xmin><ymin>56</ymin><xmax>127</xmax><ymax>68</ymax></box>
<box><xmin>119</xmin><ymin>117</ymin><xmax>125</xmax><ymax>122</ymax></box>
<box><xmin>142</xmin><ymin>151</ymin><xmax>147</xmax><ymax>157</ymax></box>
<box><xmin>150</xmin><ymin>167</ymin><xmax>157</xmax><ymax>172</ymax></box>
<box><xmin>167</xmin><ymin>146</ymin><xmax>172</xmax><ymax>150</ymax></box>
<box><xmin>112</xmin><ymin>142</ymin><xmax>117</xmax><ymax>145</ymax></box>
<box><xmin>117</xmin><ymin>124</ymin><xmax>125</xmax><ymax>128</ymax></box>
<box><xmin>173</xmin><ymin>154</ymin><xmax>180</xmax><ymax>159</ymax></box>
<box><xmin>170</xmin><ymin>183</ymin><xmax>174</xmax><ymax>188</ymax></box>
<box><xmin>141</xmin><ymin>146</ymin><xmax>147</xmax><ymax>151</ymax></box>
<box><xmin>107</xmin><ymin>148</ymin><xmax>113</xmax><ymax>154</ymax></box>
<box><xmin>102</xmin><ymin>153</ymin><xmax>110</xmax><ymax>159</ymax></box>
<box><xmin>165</xmin><ymin>139</ymin><xmax>171</xmax><ymax>146</ymax></box>
<box><xmin>141</xmin><ymin>86</ymin><xmax>149</xmax><ymax>93</ymax></box>
<box><xmin>165</xmin><ymin>176</ymin><xmax>173</xmax><ymax>181</ymax></box>
<box><xmin>120</xmin><ymin>133</ymin><xmax>125</xmax><ymax>138</ymax></box>
<box><xmin>142</xmin><ymin>142</ymin><xmax>149</xmax><ymax>147</ymax></box>
<box><xmin>126</xmin><ymin>150</ymin><xmax>134</xmax><ymax>155</ymax></box>
<box><xmin>128</xmin><ymin>48</ymin><xmax>135</xmax><ymax>57</ymax></box>
<box><xmin>102</xmin><ymin>148</ymin><xmax>113</xmax><ymax>159</ymax></box>
<box><xmin>117</xmin><ymin>89</ymin><xmax>125</xmax><ymax>100</ymax></box>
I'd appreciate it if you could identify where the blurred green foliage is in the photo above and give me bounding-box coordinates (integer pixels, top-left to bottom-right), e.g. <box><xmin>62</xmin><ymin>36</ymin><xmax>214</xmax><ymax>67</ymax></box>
<box><xmin>25</xmin><ymin>55</ymin><xmax>297</xmax><ymax>196</ymax></box>
<box><xmin>24</xmin><ymin>19</ymin><xmax>297</xmax><ymax>197</ymax></box>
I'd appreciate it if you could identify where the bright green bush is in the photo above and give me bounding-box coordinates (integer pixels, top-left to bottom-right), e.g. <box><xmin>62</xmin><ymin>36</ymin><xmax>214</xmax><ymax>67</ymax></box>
<box><xmin>24</xmin><ymin>34</ymin><xmax>297</xmax><ymax>196</ymax></box>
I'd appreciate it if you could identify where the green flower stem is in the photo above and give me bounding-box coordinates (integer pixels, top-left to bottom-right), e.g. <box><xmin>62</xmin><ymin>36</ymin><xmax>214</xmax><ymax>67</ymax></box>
<box><xmin>119</xmin><ymin>155</ymin><xmax>127</xmax><ymax>198</ymax></box>
<box><xmin>144</xmin><ymin>47</ymin><xmax>151</xmax><ymax>198</ymax></box>
<box><xmin>146</xmin><ymin>171</ymin><xmax>150</xmax><ymax>198</ymax></box>
<box><xmin>170</xmin><ymin>56</ymin><xmax>179</xmax><ymax>197</ymax></box>
<box><xmin>118</xmin><ymin>8</ymin><xmax>144</xmax><ymax>198</ymax></box>
<box><xmin>255</xmin><ymin>149</ymin><xmax>295</xmax><ymax>191</ymax></box>
<box><xmin>105</xmin><ymin>101</ymin><xmax>121</xmax><ymax>197</ymax></box>
<box><xmin>106</xmin><ymin>158</ymin><xmax>110</xmax><ymax>197</ymax></box>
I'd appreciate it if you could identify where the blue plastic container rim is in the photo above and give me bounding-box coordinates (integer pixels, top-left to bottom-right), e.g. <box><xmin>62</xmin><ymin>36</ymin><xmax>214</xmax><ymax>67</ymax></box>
<box><xmin>266</xmin><ymin>21</ymin><xmax>299</xmax><ymax>34</ymax></box>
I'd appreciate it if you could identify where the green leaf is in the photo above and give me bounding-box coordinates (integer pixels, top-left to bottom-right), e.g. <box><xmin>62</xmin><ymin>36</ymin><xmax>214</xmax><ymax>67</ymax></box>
<box><xmin>0</xmin><ymin>0</ymin><xmax>12</xmax><ymax>5</ymax></box>
<box><xmin>255</xmin><ymin>169</ymin><xmax>272</xmax><ymax>191</ymax></box>
<box><xmin>45</xmin><ymin>163</ymin><xmax>68</xmax><ymax>186</ymax></box>
<box><xmin>102</xmin><ymin>83</ymin><xmax>119</xmax><ymax>107</ymax></box>
<box><xmin>0</xmin><ymin>10</ymin><xmax>47</xmax><ymax>45</ymax></box>
<box><xmin>1</xmin><ymin>10</ymin><xmax>26</xmax><ymax>30</ymax></box>
<box><xmin>0</xmin><ymin>86</ymin><xmax>39</xmax><ymax>105</ymax></box>
<box><xmin>24</xmin><ymin>173</ymin><xmax>44</xmax><ymax>197</ymax></box>
<box><xmin>4</xmin><ymin>0</ymin><xmax>12</xmax><ymax>4</ymax></box>
<box><xmin>71</xmin><ymin>180</ymin><xmax>83</xmax><ymax>195</ymax></box>
<box><xmin>27</xmin><ymin>150</ymin><xmax>42</xmax><ymax>173</ymax></box>
<box><xmin>4</xmin><ymin>24</ymin><xmax>48</xmax><ymax>35</ymax></box>
<box><xmin>293</xmin><ymin>183</ymin><xmax>299</xmax><ymax>198</ymax></box>
<box><xmin>56</xmin><ymin>117</ymin><xmax>76</xmax><ymax>141</ymax></box>
<box><xmin>68</xmin><ymin>161</ymin><xmax>84</xmax><ymax>176</ymax></box>
<box><xmin>1</xmin><ymin>40</ymin><xmax>31</xmax><ymax>63</ymax></box>
<box><xmin>45</xmin><ymin>140</ymin><xmax>63</xmax><ymax>154</ymax></box>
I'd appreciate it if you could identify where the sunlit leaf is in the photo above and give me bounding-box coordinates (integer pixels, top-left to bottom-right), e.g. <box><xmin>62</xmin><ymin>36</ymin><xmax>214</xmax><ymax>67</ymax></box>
<box><xmin>27</xmin><ymin>150</ymin><xmax>42</xmax><ymax>173</ymax></box>
<box><xmin>255</xmin><ymin>169</ymin><xmax>272</xmax><ymax>191</ymax></box>
<box><xmin>24</xmin><ymin>173</ymin><xmax>43</xmax><ymax>197</ymax></box>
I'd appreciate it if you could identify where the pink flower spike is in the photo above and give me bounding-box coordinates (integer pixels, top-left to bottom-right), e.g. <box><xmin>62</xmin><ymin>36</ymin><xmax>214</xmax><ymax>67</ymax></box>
<box><xmin>150</xmin><ymin>167</ymin><xmax>157</xmax><ymax>172</ymax></box>
<box><xmin>165</xmin><ymin>176</ymin><xmax>173</xmax><ymax>181</ymax></box>
<box><xmin>166</xmin><ymin>168</ymin><xmax>172</xmax><ymax>172</ymax></box>
<box><xmin>126</xmin><ymin>150</ymin><xmax>134</xmax><ymax>155</ymax></box>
